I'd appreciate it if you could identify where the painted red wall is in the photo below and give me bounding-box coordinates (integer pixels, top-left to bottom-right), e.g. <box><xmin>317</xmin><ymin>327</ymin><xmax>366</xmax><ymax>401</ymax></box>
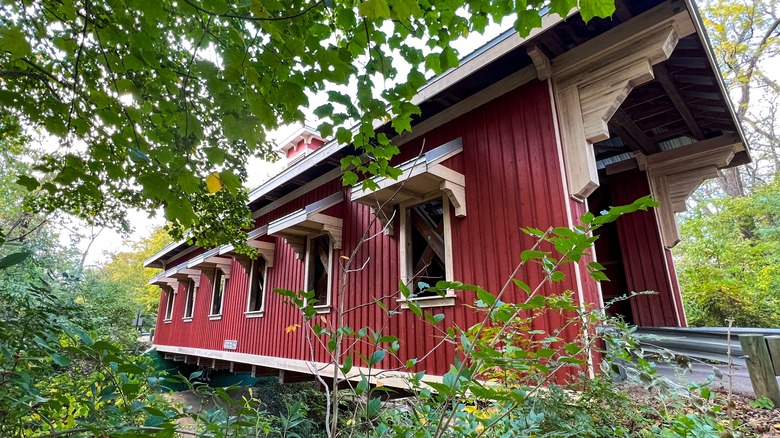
<box><xmin>609</xmin><ymin>168</ymin><xmax>686</xmax><ymax>327</ymax></box>
<box><xmin>286</xmin><ymin>137</ymin><xmax>325</xmax><ymax>159</ymax></box>
<box><xmin>154</xmin><ymin>79</ymin><xmax>599</xmax><ymax>378</ymax></box>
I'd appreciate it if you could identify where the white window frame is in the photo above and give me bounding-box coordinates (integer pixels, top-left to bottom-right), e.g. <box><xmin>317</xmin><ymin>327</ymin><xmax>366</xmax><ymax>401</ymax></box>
<box><xmin>209</xmin><ymin>269</ymin><xmax>227</xmax><ymax>320</ymax></box>
<box><xmin>182</xmin><ymin>278</ymin><xmax>197</xmax><ymax>322</ymax></box>
<box><xmin>163</xmin><ymin>287</ymin><xmax>176</xmax><ymax>323</ymax></box>
<box><xmin>245</xmin><ymin>257</ymin><xmax>269</xmax><ymax>318</ymax></box>
<box><xmin>398</xmin><ymin>194</ymin><xmax>456</xmax><ymax>308</ymax></box>
<box><xmin>303</xmin><ymin>233</ymin><xmax>333</xmax><ymax>314</ymax></box>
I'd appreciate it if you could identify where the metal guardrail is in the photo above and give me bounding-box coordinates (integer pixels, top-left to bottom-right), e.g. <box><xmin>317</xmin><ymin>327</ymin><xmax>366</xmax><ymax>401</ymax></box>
<box><xmin>635</xmin><ymin>327</ymin><xmax>780</xmax><ymax>366</ymax></box>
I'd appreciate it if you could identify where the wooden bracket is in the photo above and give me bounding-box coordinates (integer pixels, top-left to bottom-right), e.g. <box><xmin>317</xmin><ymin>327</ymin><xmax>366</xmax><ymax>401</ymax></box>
<box><xmin>233</xmin><ymin>254</ymin><xmax>252</xmax><ymax>273</ymax></box>
<box><xmin>643</xmin><ymin>134</ymin><xmax>743</xmax><ymax>248</ymax></box>
<box><xmin>439</xmin><ymin>180</ymin><xmax>466</xmax><ymax>217</ymax></box>
<box><xmin>528</xmin><ymin>46</ymin><xmax>551</xmax><ymax>80</ymax></box>
<box><xmin>285</xmin><ymin>236</ymin><xmax>307</xmax><ymax>260</ymax></box>
<box><xmin>248</xmin><ymin>240</ymin><xmax>276</xmax><ymax>267</ymax></box>
<box><xmin>205</xmin><ymin>256</ymin><xmax>232</xmax><ymax>278</ymax></box>
<box><xmin>552</xmin><ymin>1</ymin><xmax>695</xmax><ymax>200</ymax></box>
<box><xmin>322</xmin><ymin>223</ymin><xmax>343</xmax><ymax>250</ymax></box>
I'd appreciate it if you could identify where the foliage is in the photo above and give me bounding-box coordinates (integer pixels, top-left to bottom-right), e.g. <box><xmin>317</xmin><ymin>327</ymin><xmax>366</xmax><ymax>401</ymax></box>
<box><xmin>748</xmin><ymin>396</ymin><xmax>775</xmax><ymax>410</ymax></box>
<box><xmin>0</xmin><ymin>0</ymin><xmax>617</xmax><ymax>250</ymax></box>
<box><xmin>676</xmin><ymin>176</ymin><xmax>780</xmax><ymax>327</ymax></box>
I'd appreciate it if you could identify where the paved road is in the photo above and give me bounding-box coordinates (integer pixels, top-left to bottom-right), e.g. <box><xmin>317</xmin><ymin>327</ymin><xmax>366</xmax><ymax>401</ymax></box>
<box><xmin>653</xmin><ymin>362</ymin><xmax>760</xmax><ymax>396</ymax></box>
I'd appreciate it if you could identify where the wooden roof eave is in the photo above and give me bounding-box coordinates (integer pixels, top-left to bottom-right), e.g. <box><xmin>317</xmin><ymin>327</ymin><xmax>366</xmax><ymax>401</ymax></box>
<box><xmin>267</xmin><ymin>192</ymin><xmax>345</xmax><ymax>259</ymax></box>
<box><xmin>350</xmin><ymin>137</ymin><xmax>466</xmax><ymax>236</ymax></box>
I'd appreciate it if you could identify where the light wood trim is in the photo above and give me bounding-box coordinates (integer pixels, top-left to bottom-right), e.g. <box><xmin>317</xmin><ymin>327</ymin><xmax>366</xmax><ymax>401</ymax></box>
<box><xmin>155</xmin><ymin>344</ymin><xmax>448</xmax><ymax>392</ymax></box>
<box><xmin>556</xmin><ymin>86</ymin><xmax>599</xmax><ymax>200</ymax></box>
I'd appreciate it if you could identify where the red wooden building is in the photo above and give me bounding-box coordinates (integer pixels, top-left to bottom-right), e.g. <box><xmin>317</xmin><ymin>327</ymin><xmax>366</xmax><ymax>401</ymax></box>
<box><xmin>146</xmin><ymin>0</ymin><xmax>749</xmax><ymax>387</ymax></box>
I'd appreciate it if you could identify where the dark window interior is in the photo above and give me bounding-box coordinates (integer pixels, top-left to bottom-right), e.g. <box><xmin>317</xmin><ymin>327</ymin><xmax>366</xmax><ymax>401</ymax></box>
<box><xmin>165</xmin><ymin>289</ymin><xmax>174</xmax><ymax>320</ymax></box>
<box><xmin>248</xmin><ymin>258</ymin><xmax>267</xmax><ymax>312</ymax></box>
<box><xmin>307</xmin><ymin>235</ymin><xmax>330</xmax><ymax>305</ymax></box>
<box><xmin>211</xmin><ymin>270</ymin><xmax>225</xmax><ymax>315</ymax></box>
<box><xmin>408</xmin><ymin>198</ymin><xmax>446</xmax><ymax>296</ymax></box>
<box><xmin>184</xmin><ymin>279</ymin><xmax>195</xmax><ymax>318</ymax></box>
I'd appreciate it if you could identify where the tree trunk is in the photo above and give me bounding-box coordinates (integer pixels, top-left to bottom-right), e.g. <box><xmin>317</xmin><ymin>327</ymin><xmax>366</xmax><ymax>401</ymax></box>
<box><xmin>718</xmin><ymin>167</ymin><xmax>745</xmax><ymax>198</ymax></box>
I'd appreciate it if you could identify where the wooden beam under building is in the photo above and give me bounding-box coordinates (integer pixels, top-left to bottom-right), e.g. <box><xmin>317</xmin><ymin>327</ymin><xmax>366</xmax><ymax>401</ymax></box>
<box><xmin>251</xmin><ymin>366</ymin><xmax>279</xmax><ymax>378</ymax></box>
<box><xmin>612</xmin><ymin>110</ymin><xmax>661</xmax><ymax>154</ymax></box>
<box><xmin>653</xmin><ymin>64</ymin><xmax>705</xmax><ymax>140</ymax></box>
<box><xmin>279</xmin><ymin>370</ymin><xmax>315</xmax><ymax>384</ymax></box>
<box><xmin>230</xmin><ymin>362</ymin><xmax>253</xmax><ymax>373</ymax></box>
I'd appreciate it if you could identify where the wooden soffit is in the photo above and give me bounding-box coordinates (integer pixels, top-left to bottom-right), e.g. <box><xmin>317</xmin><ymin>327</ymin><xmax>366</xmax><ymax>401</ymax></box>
<box><xmin>268</xmin><ymin>192</ymin><xmax>344</xmax><ymax>259</ymax></box>
<box><xmin>637</xmin><ymin>134</ymin><xmax>745</xmax><ymax>248</ymax></box>
<box><xmin>149</xmin><ymin>224</ymin><xmax>279</xmax><ymax>285</ymax></box>
<box><xmin>550</xmin><ymin>0</ymin><xmax>696</xmax><ymax>200</ymax></box>
<box><xmin>217</xmin><ymin>225</ymin><xmax>275</xmax><ymax>271</ymax></box>
<box><xmin>350</xmin><ymin>137</ymin><xmax>466</xmax><ymax>235</ymax></box>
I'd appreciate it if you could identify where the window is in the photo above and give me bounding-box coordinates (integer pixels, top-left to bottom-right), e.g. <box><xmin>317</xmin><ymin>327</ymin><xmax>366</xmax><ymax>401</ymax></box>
<box><xmin>163</xmin><ymin>288</ymin><xmax>175</xmax><ymax>322</ymax></box>
<box><xmin>183</xmin><ymin>278</ymin><xmax>196</xmax><ymax>321</ymax></box>
<box><xmin>246</xmin><ymin>257</ymin><xmax>268</xmax><ymax>316</ymax></box>
<box><xmin>400</xmin><ymin>196</ymin><xmax>455</xmax><ymax>307</ymax></box>
<box><xmin>210</xmin><ymin>269</ymin><xmax>226</xmax><ymax>318</ymax></box>
<box><xmin>304</xmin><ymin>234</ymin><xmax>332</xmax><ymax>311</ymax></box>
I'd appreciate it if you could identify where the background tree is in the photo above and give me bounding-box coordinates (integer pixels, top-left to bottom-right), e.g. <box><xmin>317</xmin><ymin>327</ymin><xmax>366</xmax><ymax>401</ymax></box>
<box><xmin>676</xmin><ymin>178</ymin><xmax>780</xmax><ymax>327</ymax></box>
<box><xmin>699</xmin><ymin>0</ymin><xmax>780</xmax><ymax>196</ymax></box>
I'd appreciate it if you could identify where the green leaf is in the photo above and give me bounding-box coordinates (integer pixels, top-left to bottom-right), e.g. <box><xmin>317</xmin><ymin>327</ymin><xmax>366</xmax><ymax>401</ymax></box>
<box><xmin>219</xmin><ymin>170</ymin><xmax>242</xmax><ymax>194</ymax></box>
<box><xmin>50</xmin><ymin>353</ymin><xmax>71</xmax><ymax>367</ymax></box>
<box><xmin>16</xmin><ymin>175</ymin><xmax>39</xmax><ymax>191</ymax></box>
<box><xmin>341</xmin><ymin>355</ymin><xmax>353</xmax><ymax>374</ymax></box>
<box><xmin>521</xmin><ymin>250</ymin><xmax>548</xmax><ymax>263</ymax></box>
<box><xmin>359</xmin><ymin>0</ymin><xmax>391</xmax><ymax>19</ymax></box>
<box><xmin>368</xmin><ymin>349</ymin><xmax>386</xmax><ymax>366</ymax></box>
<box><xmin>0</xmin><ymin>251</ymin><xmax>30</xmax><ymax>268</ymax></box>
<box><xmin>138</xmin><ymin>173</ymin><xmax>170</xmax><ymax>201</ymax></box>
<box><xmin>367</xmin><ymin>396</ymin><xmax>382</xmax><ymax>417</ymax></box>
<box><xmin>580</xmin><ymin>0</ymin><xmax>617</xmax><ymax>22</ymax></box>
<box><xmin>476</xmin><ymin>289</ymin><xmax>496</xmax><ymax>306</ymax></box>
<box><xmin>342</xmin><ymin>171</ymin><xmax>359</xmax><ymax>187</ymax></box>
<box><xmin>118</xmin><ymin>363</ymin><xmax>145</xmax><ymax>374</ymax></box>
<box><xmin>550</xmin><ymin>271</ymin><xmax>565</xmax><ymax>282</ymax></box>
<box><xmin>0</xmin><ymin>26</ymin><xmax>32</xmax><ymax>58</ymax></box>
<box><xmin>439</xmin><ymin>47</ymin><xmax>460</xmax><ymax>70</ymax></box>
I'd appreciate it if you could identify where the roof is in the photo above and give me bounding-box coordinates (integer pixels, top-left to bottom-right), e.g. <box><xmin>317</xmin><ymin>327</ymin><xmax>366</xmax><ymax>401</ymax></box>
<box><xmin>274</xmin><ymin>125</ymin><xmax>323</xmax><ymax>154</ymax></box>
<box><xmin>145</xmin><ymin>0</ymin><xmax>748</xmax><ymax>269</ymax></box>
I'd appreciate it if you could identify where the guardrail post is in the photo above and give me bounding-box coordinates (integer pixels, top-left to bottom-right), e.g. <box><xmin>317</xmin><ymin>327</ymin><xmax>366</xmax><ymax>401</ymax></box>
<box><xmin>739</xmin><ymin>334</ymin><xmax>780</xmax><ymax>405</ymax></box>
<box><xmin>766</xmin><ymin>335</ymin><xmax>780</xmax><ymax>377</ymax></box>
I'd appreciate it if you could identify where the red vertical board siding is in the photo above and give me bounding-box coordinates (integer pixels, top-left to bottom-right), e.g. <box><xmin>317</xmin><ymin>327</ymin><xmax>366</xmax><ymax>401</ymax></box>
<box><xmin>609</xmin><ymin>168</ymin><xmax>682</xmax><ymax>327</ymax></box>
<box><xmin>154</xmin><ymin>79</ymin><xmax>595</xmax><ymax>378</ymax></box>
